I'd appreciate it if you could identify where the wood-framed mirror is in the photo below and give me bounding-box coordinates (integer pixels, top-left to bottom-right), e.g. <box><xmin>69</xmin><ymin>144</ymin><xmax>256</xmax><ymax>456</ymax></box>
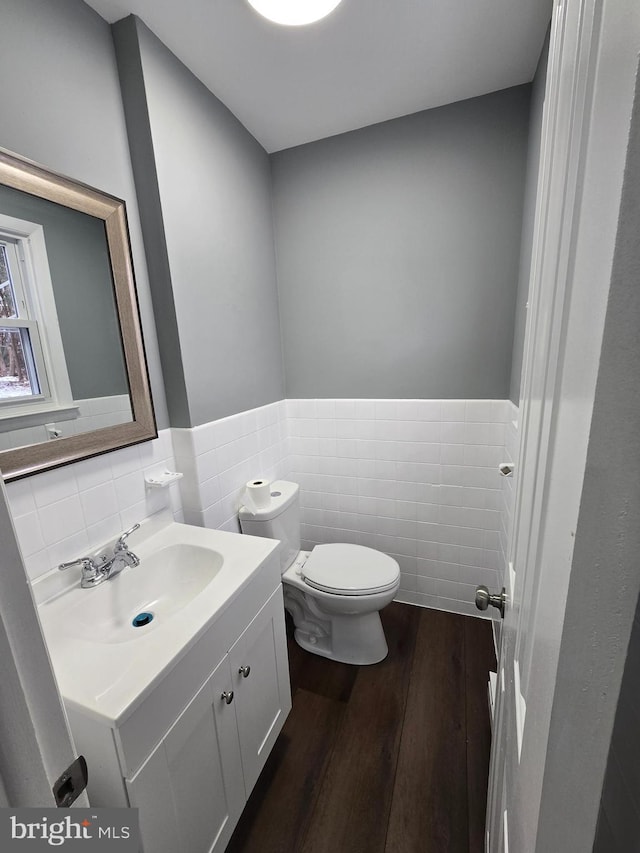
<box><xmin>0</xmin><ymin>148</ymin><xmax>156</xmax><ymax>481</ymax></box>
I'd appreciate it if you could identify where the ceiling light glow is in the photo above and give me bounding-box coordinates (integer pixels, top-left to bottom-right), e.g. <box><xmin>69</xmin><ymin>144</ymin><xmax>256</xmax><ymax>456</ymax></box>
<box><xmin>247</xmin><ymin>0</ymin><xmax>343</xmax><ymax>26</ymax></box>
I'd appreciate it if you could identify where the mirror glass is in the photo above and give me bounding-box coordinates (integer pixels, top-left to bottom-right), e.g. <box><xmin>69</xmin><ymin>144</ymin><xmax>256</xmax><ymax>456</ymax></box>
<box><xmin>0</xmin><ymin>149</ymin><xmax>156</xmax><ymax>480</ymax></box>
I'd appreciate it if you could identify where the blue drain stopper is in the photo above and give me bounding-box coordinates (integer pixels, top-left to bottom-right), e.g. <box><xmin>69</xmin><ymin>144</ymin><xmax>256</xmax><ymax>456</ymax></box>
<box><xmin>132</xmin><ymin>612</ymin><xmax>154</xmax><ymax>627</ymax></box>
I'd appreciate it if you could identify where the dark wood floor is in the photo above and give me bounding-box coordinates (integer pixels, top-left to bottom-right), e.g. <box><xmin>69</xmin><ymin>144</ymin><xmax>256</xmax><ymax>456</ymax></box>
<box><xmin>227</xmin><ymin>602</ymin><xmax>496</xmax><ymax>853</ymax></box>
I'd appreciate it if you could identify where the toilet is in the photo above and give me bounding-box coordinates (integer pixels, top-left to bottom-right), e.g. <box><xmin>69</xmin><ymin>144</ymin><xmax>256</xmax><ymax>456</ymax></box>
<box><xmin>239</xmin><ymin>480</ymin><xmax>400</xmax><ymax>665</ymax></box>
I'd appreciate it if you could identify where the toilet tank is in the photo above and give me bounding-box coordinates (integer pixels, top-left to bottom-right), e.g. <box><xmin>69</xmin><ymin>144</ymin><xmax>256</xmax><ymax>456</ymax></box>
<box><xmin>238</xmin><ymin>480</ymin><xmax>300</xmax><ymax>573</ymax></box>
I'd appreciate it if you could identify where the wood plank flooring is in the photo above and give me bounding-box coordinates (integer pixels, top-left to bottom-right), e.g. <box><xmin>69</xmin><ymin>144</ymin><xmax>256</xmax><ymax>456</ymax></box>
<box><xmin>227</xmin><ymin>602</ymin><xmax>495</xmax><ymax>853</ymax></box>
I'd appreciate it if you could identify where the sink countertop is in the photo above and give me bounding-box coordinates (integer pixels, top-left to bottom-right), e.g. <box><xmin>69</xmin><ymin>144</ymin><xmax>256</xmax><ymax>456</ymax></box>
<box><xmin>36</xmin><ymin>520</ymin><xmax>281</xmax><ymax>727</ymax></box>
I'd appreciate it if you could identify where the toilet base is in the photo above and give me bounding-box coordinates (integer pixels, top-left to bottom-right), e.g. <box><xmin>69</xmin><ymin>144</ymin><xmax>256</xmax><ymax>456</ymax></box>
<box><xmin>292</xmin><ymin>612</ymin><xmax>388</xmax><ymax>665</ymax></box>
<box><xmin>282</xmin><ymin>565</ymin><xmax>398</xmax><ymax>666</ymax></box>
<box><xmin>285</xmin><ymin>592</ymin><xmax>389</xmax><ymax>665</ymax></box>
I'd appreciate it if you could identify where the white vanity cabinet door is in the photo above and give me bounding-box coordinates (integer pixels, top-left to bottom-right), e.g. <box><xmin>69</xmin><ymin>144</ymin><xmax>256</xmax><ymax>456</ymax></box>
<box><xmin>126</xmin><ymin>655</ymin><xmax>245</xmax><ymax>853</ymax></box>
<box><xmin>229</xmin><ymin>586</ymin><xmax>292</xmax><ymax>794</ymax></box>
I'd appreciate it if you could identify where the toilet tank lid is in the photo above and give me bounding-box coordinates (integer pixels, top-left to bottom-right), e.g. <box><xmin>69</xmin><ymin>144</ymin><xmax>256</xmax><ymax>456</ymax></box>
<box><xmin>238</xmin><ymin>480</ymin><xmax>299</xmax><ymax>521</ymax></box>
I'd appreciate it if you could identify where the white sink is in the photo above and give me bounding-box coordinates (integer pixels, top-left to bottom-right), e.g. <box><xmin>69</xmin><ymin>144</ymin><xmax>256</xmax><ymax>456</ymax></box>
<box><xmin>36</xmin><ymin>515</ymin><xmax>281</xmax><ymax>725</ymax></box>
<box><xmin>59</xmin><ymin>543</ymin><xmax>224</xmax><ymax>645</ymax></box>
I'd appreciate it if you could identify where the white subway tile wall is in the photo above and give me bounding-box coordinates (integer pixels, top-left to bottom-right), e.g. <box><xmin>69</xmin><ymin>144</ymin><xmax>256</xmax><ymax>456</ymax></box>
<box><xmin>288</xmin><ymin>399</ymin><xmax>509</xmax><ymax>619</ymax></box>
<box><xmin>5</xmin><ymin>429</ymin><xmax>183</xmax><ymax>582</ymax></box>
<box><xmin>171</xmin><ymin>401</ymin><xmax>290</xmax><ymax>534</ymax></box>
<box><xmin>6</xmin><ymin>399</ymin><xmax>519</xmax><ymax>622</ymax></box>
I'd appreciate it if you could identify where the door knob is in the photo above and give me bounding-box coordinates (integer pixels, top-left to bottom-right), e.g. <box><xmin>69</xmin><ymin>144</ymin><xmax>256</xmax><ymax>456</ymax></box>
<box><xmin>221</xmin><ymin>690</ymin><xmax>234</xmax><ymax>704</ymax></box>
<box><xmin>238</xmin><ymin>665</ymin><xmax>251</xmax><ymax>678</ymax></box>
<box><xmin>475</xmin><ymin>585</ymin><xmax>506</xmax><ymax>619</ymax></box>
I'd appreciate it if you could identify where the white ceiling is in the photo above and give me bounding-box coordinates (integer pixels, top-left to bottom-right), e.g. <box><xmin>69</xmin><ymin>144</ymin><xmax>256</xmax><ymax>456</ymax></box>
<box><xmin>85</xmin><ymin>0</ymin><xmax>552</xmax><ymax>153</ymax></box>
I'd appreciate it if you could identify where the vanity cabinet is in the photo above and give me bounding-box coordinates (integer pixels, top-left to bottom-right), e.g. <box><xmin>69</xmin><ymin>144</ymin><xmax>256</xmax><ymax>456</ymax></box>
<box><xmin>229</xmin><ymin>587</ymin><xmax>290</xmax><ymax>794</ymax></box>
<box><xmin>66</xmin><ymin>579</ymin><xmax>291</xmax><ymax>853</ymax></box>
<box><xmin>126</xmin><ymin>654</ymin><xmax>245</xmax><ymax>853</ymax></box>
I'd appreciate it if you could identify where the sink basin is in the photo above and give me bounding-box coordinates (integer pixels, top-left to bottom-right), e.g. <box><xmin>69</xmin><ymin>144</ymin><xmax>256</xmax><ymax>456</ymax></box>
<box><xmin>35</xmin><ymin>514</ymin><xmax>281</xmax><ymax>725</ymax></box>
<box><xmin>60</xmin><ymin>543</ymin><xmax>224</xmax><ymax>645</ymax></box>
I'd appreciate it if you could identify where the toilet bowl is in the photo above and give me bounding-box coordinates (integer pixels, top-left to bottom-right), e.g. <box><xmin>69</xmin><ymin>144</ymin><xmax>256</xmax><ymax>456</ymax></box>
<box><xmin>239</xmin><ymin>481</ymin><xmax>400</xmax><ymax>665</ymax></box>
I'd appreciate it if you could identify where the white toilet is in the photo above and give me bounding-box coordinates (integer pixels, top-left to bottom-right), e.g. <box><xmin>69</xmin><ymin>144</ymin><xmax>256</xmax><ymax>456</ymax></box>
<box><xmin>239</xmin><ymin>480</ymin><xmax>400</xmax><ymax>665</ymax></box>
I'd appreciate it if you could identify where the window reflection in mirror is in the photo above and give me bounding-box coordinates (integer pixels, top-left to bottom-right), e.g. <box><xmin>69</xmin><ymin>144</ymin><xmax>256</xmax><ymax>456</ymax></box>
<box><xmin>0</xmin><ymin>238</ymin><xmax>43</xmax><ymax>400</ymax></box>
<box><xmin>0</xmin><ymin>184</ymin><xmax>132</xmax><ymax>452</ymax></box>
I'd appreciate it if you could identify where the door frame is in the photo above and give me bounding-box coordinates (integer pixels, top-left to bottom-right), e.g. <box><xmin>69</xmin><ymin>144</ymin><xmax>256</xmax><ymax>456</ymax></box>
<box><xmin>487</xmin><ymin>0</ymin><xmax>640</xmax><ymax>849</ymax></box>
<box><xmin>532</xmin><ymin>40</ymin><xmax>640</xmax><ymax>853</ymax></box>
<box><xmin>487</xmin><ymin>0</ymin><xmax>599</xmax><ymax>836</ymax></box>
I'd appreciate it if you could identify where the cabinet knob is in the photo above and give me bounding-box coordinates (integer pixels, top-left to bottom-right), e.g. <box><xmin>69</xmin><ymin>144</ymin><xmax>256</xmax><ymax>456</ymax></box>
<box><xmin>238</xmin><ymin>665</ymin><xmax>251</xmax><ymax>678</ymax></box>
<box><xmin>221</xmin><ymin>690</ymin><xmax>234</xmax><ymax>705</ymax></box>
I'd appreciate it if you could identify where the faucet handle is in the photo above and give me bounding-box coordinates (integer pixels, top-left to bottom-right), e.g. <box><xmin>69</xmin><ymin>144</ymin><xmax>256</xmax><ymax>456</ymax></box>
<box><xmin>115</xmin><ymin>522</ymin><xmax>140</xmax><ymax>550</ymax></box>
<box><xmin>58</xmin><ymin>556</ymin><xmax>109</xmax><ymax>588</ymax></box>
<box><xmin>58</xmin><ymin>556</ymin><xmax>98</xmax><ymax>573</ymax></box>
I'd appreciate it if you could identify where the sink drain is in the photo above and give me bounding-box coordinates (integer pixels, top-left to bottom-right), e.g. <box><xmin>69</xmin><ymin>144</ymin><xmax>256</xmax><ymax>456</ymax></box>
<box><xmin>132</xmin><ymin>612</ymin><xmax>154</xmax><ymax>628</ymax></box>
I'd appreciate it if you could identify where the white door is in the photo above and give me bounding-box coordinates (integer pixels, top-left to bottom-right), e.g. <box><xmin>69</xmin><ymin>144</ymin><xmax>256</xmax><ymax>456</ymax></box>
<box><xmin>486</xmin><ymin>0</ymin><xmax>640</xmax><ymax>850</ymax></box>
<box><xmin>0</xmin><ymin>477</ymin><xmax>86</xmax><ymax>807</ymax></box>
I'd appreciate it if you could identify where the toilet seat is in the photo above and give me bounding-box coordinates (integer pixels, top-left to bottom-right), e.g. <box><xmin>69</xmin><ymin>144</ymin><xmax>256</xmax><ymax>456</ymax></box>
<box><xmin>302</xmin><ymin>543</ymin><xmax>400</xmax><ymax>596</ymax></box>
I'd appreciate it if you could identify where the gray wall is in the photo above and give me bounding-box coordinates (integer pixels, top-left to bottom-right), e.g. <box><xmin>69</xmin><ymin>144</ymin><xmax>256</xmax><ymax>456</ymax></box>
<box><xmin>590</xmin><ymin>66</ymin><xmax>640</xmax><ymax>853</ymax></box>
<box><xmin>271</xmin><ymin>86</ymin><xmax>531</xmax><ymax>400</ymax></box>
<box><xmin>0</xmin><ymin>185</ymin><xmax>128</xmax><ymax>399</ymax></box>
<box><xmin>510</xmin><ymin>33</ymin><xmax>549</xmax><ymax>404</ymax></box>
<box><xmin>594</xmin><ymin>608</ymin><xmax>640</xmax><ymax>852</ymax></box>
<box><xmin>0</xmin><ymin>0</ymin><xmax>168</xmax><ymax>426</ymax></box>
<box><xmin>113</xmin><ymin>17</ymin><xmax>284</xmax><ymax>428</ymax></box>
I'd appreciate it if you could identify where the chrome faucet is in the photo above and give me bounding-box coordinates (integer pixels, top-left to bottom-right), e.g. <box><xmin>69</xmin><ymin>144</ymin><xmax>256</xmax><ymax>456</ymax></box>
<box><xmin>109</xmin><ymin>524</ymin><xmax>141</xmax><ymax>576</ymax></box>
<box><xmin>59</xmin><ymin>523</ymin><xmax>141</xmax><ymax>588</ymax></box>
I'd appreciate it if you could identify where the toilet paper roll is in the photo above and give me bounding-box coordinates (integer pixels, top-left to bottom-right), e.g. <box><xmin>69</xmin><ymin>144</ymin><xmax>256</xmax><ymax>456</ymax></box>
<box><xmin>243</xmin><ymin>479</ymin><xmax>271</xmax><ymax>513</ymax></box>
